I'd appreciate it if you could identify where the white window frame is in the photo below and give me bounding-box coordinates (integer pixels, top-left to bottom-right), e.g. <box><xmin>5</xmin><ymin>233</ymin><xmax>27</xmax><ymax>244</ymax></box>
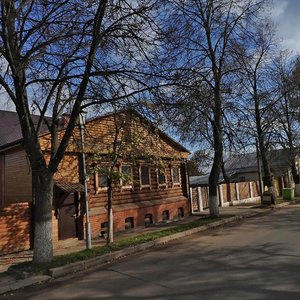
<box><xmin>95</xmin><ymin>169</ymin><xmax>108</xmax><ymax>192</ymax></box>
<box><xmin>171</xmin><ymin>166</ymin><xmax>181</xmax><ymax>186</ymax></box>
<box><xmin>120</xmin><ymin>164</ymin><xmax>133</xmax><ymax>190</ymax></box>
<box><xmin>157</xmin><ymin>168</ymin><xmax>167</xmax><ymax>188</ymax></box>
<box><xmin>139</xmin><ymin>164</ymin><xmax>151</xmax><ymax>189</ymax></box>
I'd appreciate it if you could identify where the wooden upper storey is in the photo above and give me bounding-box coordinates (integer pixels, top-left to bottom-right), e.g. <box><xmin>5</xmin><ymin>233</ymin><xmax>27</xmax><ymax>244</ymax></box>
<box><xmin>40</xmin><ymin>110</ymin><xmax>190</xmax><ymax>160</ymax></box>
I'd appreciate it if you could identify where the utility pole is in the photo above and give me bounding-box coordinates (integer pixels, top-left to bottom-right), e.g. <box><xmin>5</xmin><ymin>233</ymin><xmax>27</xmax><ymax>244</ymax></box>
<box><xmin>256</xmin><ymin>138</ymin><xmax>263</xmax><ymax>204</ymax></box>
<box><xmin>79</xmin><ymin>112</ymin><xmax>92</xmax><ymax>249</ymax></box>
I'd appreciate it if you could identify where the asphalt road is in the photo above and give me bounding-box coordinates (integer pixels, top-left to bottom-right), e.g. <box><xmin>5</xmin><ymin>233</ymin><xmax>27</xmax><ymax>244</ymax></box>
<box><xmin>3</xmin><ymin>204</ymin><xmax>300</xmax><ymax>300</ymax></box>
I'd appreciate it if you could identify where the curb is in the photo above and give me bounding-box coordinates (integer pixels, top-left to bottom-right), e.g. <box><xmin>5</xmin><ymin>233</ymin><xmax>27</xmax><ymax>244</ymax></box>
<box><xmin>0</xmin><ymin>275</ymin><xmax>51</xmax><ymax>295</ymax></box>
<box><xmin>48</xmin><ymin>213</ymin><xmax>257</xmax><ymax>279</ymax></box>
<box><xmin>1</xmin><ymin>202</ymin><xmax>295</xmax><ymax>295</ymax></box>
<box><xmin>275</xmin><ymin>200</ymin><xmax>297</xmax><ymax>208</ymax></box>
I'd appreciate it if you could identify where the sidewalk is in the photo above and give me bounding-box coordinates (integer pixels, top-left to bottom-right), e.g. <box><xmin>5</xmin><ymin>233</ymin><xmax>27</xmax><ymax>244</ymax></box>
<box><xmin>0</xmin><ymin>200</ymin><xmax>297</xmax><ymax>296</ymax></box>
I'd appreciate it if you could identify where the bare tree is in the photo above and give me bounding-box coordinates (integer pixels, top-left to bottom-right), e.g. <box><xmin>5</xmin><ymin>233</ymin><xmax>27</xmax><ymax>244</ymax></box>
<box><xmin>158</xmin><ymin>0</ymin><xmax>268</xmax><ymax>217</ymax></box>
<box><xmin>270</xmin><ymin>52</ymin><xmax>300</xmax><ymax>193</ymax></box>
<box><xmin>87</xmin><ymin>107</ymin><xmax>179</xmax><ymax>244</ymax></box>
<box><xmin>88</xmin><ymin>110</ymin><xmax>133</xmax><ymax>245</ymax></box>
<box><xmin>235</xmin><ymin>19</ymin><xmax>279</xmax><ymax>196</ymax></box>
<box><xmin>0</xmin><ymin>0</ymin><xmax>161</xmax><ymax>263</ymax></box>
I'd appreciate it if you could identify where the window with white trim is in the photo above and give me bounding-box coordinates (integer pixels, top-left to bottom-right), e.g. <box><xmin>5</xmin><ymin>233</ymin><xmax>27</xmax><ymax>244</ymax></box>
<box><xmin>157</xmin><ymin>168</ymin><xmax>167</xmax><ymax>186</ymax></box>
<box><xmin>140</xmin><ymin>165</ymin><xmax>150</xmax><ymax>187</ymax></box>
<box><xmin>120</xmin><ymin>165</ymin><xmax>133</xmax><ymax>188</ymax></box>
<box><xmin>172</xmin><ymin>166</ymin><xmax>180</xmax><ymax>186</ymax></box>
<box><xmin>97</xmin><ymin>169</ymin><xmax>108</xmax><ymax>190</ymax></box>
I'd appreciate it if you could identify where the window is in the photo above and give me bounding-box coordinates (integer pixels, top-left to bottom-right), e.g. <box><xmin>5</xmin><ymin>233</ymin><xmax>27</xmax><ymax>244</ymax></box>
<box><xmin>144</xmin><ymin>213</ymin><xmax>153</xmax><ymax>226</ymax></box>
<box><xmin>97</xmin><ymin>169</ymin><xmax>108</xmax><ymax>190</ymax></box>
<box><xmin>140</xmin><ymin>165</ymin><xmax>150</xmax><ymax>187</ymax></box>
<box><xmin>177</xmin><ymin>207</ymin><xmax>184</xmax><ymax>218</ymax></box>
<box><xmin>157</xmin><ymin>168</ymin><xmax>166</xmax><ymax>185</ymax></box>
<box><xmin>100</xmin><ymin>222</ymin><xmax>108</xmax><ymax>238</ymax></box>
<box><xmin>172</xmin><ymin>167</ymin><xmax>180</xmax><ymax>185</ymax></box>
<box><xmin>120</xmin><ymin>165</ymin><xmax>133</xmax><ymax>188</ymax></box>
<box><xmin>125</xmin><ymin>217</ymin><xmax>134</xmax><ymax>230</ymax></box>
<box><xmin>162</xmin><ymin>210</ymin><xmax>170</xmax><ymax>221</ymax></box>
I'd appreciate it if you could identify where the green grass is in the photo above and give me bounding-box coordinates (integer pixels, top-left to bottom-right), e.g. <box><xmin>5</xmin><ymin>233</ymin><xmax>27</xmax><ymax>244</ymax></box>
<box><xmin>9</xmin><ymin>216</ymin><xmax>228</xmax><ymax>276</ymax></box>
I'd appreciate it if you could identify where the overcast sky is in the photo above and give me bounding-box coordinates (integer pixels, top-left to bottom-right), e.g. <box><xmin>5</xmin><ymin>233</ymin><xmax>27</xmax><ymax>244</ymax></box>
<box><xmin>272</xmin><ymin>0</ymin><xmax>300</xmax><ymax>53</ymax></box>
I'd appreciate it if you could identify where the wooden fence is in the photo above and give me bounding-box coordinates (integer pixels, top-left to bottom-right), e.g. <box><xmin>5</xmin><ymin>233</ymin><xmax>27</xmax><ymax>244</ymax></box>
<box><xmin>190</xmin><ymin>181</ymin><xmax>261</xmax><ymax>212</ymax></box>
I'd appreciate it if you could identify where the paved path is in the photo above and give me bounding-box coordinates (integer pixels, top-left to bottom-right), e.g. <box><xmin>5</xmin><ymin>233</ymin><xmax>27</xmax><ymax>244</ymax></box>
<box><xmin>2</xmin><ymin>204</ymin><xmax>300</xmax><ymax>300</ymax></box>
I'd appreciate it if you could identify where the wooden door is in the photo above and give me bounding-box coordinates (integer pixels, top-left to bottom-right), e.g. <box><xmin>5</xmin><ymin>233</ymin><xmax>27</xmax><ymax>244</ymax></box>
<box><xmin>58</xmin><ymin>193</ymin><xmax>77</xmax><ymax>240</ymax></box>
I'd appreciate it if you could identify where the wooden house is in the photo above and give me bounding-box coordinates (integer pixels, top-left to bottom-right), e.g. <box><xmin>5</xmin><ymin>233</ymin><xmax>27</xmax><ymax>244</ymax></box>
<box><xmin>0</xmin><ymin>109</ymin><xmax>190</xmax><ymax>253</ymax></box>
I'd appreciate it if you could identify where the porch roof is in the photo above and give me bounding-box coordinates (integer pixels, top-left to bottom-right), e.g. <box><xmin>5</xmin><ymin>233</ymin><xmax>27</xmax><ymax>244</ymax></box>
<box><xmin>55</xmin><ymin>182</ymin><xmax>85</xmax><ymax>193</ymax></box>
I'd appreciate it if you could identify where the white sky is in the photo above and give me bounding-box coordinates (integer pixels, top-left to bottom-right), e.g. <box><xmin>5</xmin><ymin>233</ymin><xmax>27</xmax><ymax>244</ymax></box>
<box><xmin>272</xmin><ymin>0</ymin><xmax>300</xmax><ymax>54</ymax></box>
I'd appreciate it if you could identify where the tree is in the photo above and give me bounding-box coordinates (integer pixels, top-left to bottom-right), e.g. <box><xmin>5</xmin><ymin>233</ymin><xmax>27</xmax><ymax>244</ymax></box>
<box><xmin>158</xmin><ymin>0</ymin><xmax>268</xmax><ymax>217</ymax></box>
<box><xmin>88</xmin><ymin>110</ymin><xmax>136</xmax><ymax>244</ymax></box>
<box><xmin>87</xmin><ymin>108</ymin><xmax>181</xmax><ymax>244</ymax></box>
<box><xmin>0</xmin><ymin>1</ymin><xmax>161</xmax><ymax>263</ymax></box>
<box><xmin>188</xmin><ymin>150</ymin><xmax>212</xmax><ymax>176</ymax></box>
<box><xmin>270</xmin><ymin>52</ymin><xmax>300</xmax><ymax>193</ymax></box>
<box><xmin>235</xmin><ymin>19</ymin><xmax>279</xmax><ymax>195</ymax></box>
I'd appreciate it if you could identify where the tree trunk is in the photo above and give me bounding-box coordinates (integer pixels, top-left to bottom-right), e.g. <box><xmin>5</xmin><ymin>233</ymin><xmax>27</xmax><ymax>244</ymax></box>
<box><xmin>253</xmin><ymin>81</ymin><xmax>273</xmax><ymax>192</ymax></box>
<box><xmin>208</xmin><ymin>90</ymin><xmax>222</xmax><ymax>218</ymax></box>
<box><xmin>291</xmin><ymin>161</ymin><xmax>300</xmax><ymax>195</ymax></box>
<box><xmin>107</xmin><ymin>178</ymin><xmax>114</xmax><ymax>244</ymax></box>
<box><xmin>221</xmin><ymin>159</ymin><xmax>230</xmax><ymax>184</ymax></box>
<box><xmin>259</xmin><ymin>143</ymin><xmax>272</xmax><ymax>188</ymax></box>
<box><xmin>32</xmin><ymin>170</ymin><xmax>54</xmax><ymax>264</ymax></box>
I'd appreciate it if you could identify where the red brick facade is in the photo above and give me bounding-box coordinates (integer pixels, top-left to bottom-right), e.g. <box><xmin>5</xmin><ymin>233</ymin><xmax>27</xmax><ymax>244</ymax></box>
<box><xmin>88</xmin><ymin>198</ymin><xmax>188</xmax><ymax>237</ymax></box>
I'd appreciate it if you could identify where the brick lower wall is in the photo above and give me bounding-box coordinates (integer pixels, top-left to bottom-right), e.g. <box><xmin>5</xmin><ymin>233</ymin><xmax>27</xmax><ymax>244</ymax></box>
<box><xmin>0</xmin><ymin>203</ymin><xmax>31</xmax><ymax>254</ymax></box>
<box><xmin>89</xmin><ymin>199</ymin><xmax>188</xmax><ymax>237</ymax></box>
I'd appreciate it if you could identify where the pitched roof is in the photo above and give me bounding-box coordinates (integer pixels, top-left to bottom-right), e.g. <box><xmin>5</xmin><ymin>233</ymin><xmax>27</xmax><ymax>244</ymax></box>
<box><xmin>0</xmin><ymin>109</ymin><xmax>189</xmax><ymax>155</ymax></box>
<box><xmin>55</xmin><ymin>182</ymin><xmax>85</xmax><ymax>193</ymax></box>
<box><xmin>189</xmin><ymin>174</ymin><xmax>224</xmax><ymax>187</ymax></box>
<box><xmin>225</xmin><ymin>150</ymin><xmax>293</xmax><ymax>176</ymax></box>
<box><xmin>0</xmin><ymin>110</ymin><xmax>50</xmax><ymax>148</ymax></box>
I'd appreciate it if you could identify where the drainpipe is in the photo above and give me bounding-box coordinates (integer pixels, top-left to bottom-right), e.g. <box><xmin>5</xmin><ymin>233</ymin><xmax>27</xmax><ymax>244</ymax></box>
<box><xmin>79</xmin><ymin>112</ymin><xmax>92</xmax><ymax>250</ymax></box>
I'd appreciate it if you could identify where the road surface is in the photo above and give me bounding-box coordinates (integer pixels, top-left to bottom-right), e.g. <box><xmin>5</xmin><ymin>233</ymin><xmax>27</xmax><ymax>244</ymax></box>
<box><xmin>3</xmin><ymin>204</ymin><xmax>300</xmax><ymax>299</ymax></box>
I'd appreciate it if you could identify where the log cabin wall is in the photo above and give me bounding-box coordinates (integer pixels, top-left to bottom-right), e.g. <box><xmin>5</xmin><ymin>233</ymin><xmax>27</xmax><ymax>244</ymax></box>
<box><xmin>0</xmin><ymin>110</ymin><xmax>189</xmax><ymax>246</ymax></box>
<box><xmin>89</xmin><ymin>162</ymin><xmax>187</xmax><ymax>208</ymax></box>
<box><xmin>42</xmin><ymin>111</ymin><xmax>190</xmax><ymax>239</ymax></box>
